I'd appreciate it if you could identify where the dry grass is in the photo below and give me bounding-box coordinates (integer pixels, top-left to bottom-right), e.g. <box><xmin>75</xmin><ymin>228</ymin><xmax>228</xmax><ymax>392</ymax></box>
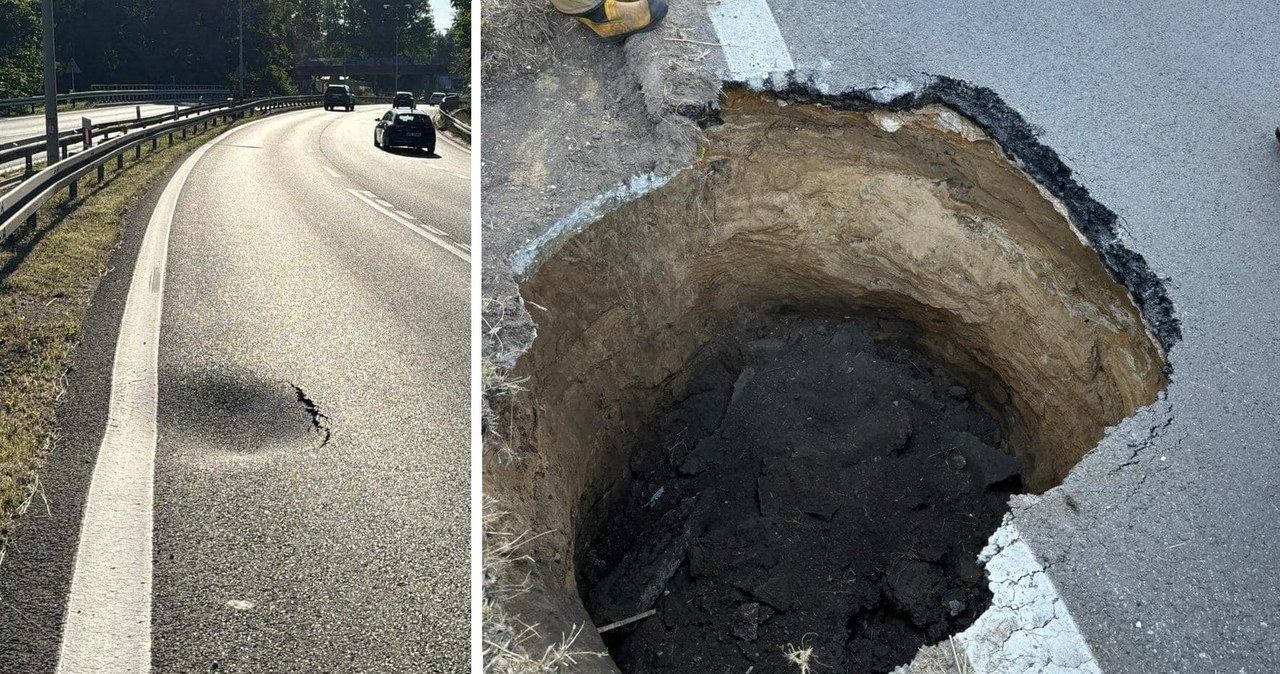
<box><xmin>892</xmin><ymin>637</ymin><xmax>974</xmax><ymax>674</ymax></box>
<box><xmin>480</xmin><ymin>0</ymin><xmax>562</xmax><ymax>76</ymax></box>
<box><xmin>784</xmin><ymin>643</ymin><xmax>814</xmax><ymax>674</ymax></box>
<box><xmin>0</xmin><ymin>117</ymin><xmax>241</xmax><ymax>546</ymax></box>
<box><xmin>481</xmin><ymin>296</ymin><xmax>531</xmax><ymax>464</ymax></box>
<box><xmin>483</xmin><ymin>499</ymin><xmax>605</xmax><ymax>673</ymax></box>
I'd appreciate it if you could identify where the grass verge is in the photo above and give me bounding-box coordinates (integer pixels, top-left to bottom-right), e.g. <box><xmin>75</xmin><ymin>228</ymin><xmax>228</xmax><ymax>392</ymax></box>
<box><xmin>0</xmin><ymin>117</ymin><xmax>242</xmax><ymax>546</ymax></box>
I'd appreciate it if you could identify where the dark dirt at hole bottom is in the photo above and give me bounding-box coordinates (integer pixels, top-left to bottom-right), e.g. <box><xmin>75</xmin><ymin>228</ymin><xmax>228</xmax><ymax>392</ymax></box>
<box><xmin>579</xmin><ymin>316</ymin><xmax>1023</xmax><ymax>674</ymax></box>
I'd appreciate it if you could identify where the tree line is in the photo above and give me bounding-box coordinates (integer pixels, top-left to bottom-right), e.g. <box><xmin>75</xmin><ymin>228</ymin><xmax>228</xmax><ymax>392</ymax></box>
<box><xmin>0</xmin><ymin>0</ymin><xmax>468</xmax><ymax>98</ymax></box>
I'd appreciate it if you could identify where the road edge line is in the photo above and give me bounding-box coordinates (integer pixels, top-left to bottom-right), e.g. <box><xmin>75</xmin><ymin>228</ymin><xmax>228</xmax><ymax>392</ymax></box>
<box><xmin>54</xmin><ymin>115</ymin><xmax>276</xmax><ymax>674</ymax></box>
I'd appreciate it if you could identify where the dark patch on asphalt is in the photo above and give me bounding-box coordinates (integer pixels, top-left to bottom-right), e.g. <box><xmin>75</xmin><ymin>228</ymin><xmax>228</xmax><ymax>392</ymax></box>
<box><xmin>579</xmin><ymin>316</ymin><xmax>1017</xmax><ymax>674</ymax></box>
<box><xmin>704</xmin><ymin>77</ymin><xmax>1182</xmax><ymax>365</ymax></box>
<box><xmin>159</xmin><ymin>372</ymin><xmax>330</xmax><ymax>453</ymax></box>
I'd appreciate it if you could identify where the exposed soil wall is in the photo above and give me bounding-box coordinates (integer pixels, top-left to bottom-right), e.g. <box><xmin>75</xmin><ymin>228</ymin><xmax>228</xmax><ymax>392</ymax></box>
<box><xmin>486</xmin><ymin>90</ymin><xmax>1170</xmax><ymax>673</ymax></box>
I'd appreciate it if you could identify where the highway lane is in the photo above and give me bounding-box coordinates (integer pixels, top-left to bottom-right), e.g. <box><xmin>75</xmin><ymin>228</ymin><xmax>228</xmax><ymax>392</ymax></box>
<box><xmin>0</xmin><ymin>106</ymin><xmax>469</xmax><ymax>672</ymax></box>
<box><xmin>151</xmin><ymin>106</ymin><xmax>469</xmax><ymax>671</ymax></box>
<box><xmin>0</xmin><ymin>103</ymin><xmax>189</xmax><ymax>146</ymax></box>
<box><xmin>318</xmin><ymin>105</ymin><xmax>471</xmax><ymax>245</ymax></box>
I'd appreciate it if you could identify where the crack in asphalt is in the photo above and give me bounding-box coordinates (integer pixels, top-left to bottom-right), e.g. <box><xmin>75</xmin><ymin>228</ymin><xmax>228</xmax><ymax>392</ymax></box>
<box><xmin>290</xmin><ymin>384</ymin><xmax>332</xmax><ymax>448</ymax></box>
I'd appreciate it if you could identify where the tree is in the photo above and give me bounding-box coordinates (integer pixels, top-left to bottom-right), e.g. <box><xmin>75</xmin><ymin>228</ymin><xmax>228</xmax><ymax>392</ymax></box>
<box><xmin>447</xmin><ymin>0</ymin><xmax>468</xmax><ymax>92</ymax></box>
<box><xmin>0</xmin><ymin>0</ymin><xmax>42</xmax><ymax>99</ymax></box>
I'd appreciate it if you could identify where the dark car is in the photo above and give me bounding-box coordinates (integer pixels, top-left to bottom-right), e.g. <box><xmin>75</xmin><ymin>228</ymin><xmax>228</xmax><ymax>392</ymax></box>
<box><xmin>324</xmin><ymin>84</ymin><xmax>354</xmax><ymax>111</ymax></box>
<box><xmin>391</xmin><ymin>91</ymin><xmax>415</xmax><ymax>109</ymax></box>
<box><xmin>374</xmin><ymin>109</ymin><xmax>435</xmax><ymax>154</ymax></box>
<box><xmin>439</xmin><ymin>93</ymin><xmax>461</xmax><ymax>112</ymax></box>
<box><xmin>426</xmin><ymin>91</ymin><xmax>446</xmax><ymax>106</ymax></box>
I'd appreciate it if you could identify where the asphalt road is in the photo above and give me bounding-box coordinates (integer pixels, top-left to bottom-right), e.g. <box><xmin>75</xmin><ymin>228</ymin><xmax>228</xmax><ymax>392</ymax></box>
<box><xmin>645</xmin><ymin>1</ymin><xmax>1279</xmax><ymax>671</ymax></box>
<box><xmin>0</xmin><ymin>105</ymin><xmax>470</xmax><ymax>672</ymax></box>
<box><xmin>0</xmin><ymin>103</ymin><xmax>187</xmax><ymax>146</ymax></box>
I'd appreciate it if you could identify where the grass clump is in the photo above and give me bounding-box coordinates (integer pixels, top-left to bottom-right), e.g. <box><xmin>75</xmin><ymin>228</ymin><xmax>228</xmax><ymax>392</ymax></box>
<box><xmin>483</xmin><ymin>500</ymin><xmax>604</xmax><ymax>673</ymax></box>
<box><xmin>480</xmin><ymin>0</ymin><xmax>559</xmax><ymax>76</ymax></box>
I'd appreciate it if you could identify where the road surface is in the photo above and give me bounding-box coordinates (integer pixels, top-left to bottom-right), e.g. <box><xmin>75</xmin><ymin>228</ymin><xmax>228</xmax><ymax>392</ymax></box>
<box><xmin>0</xmin><ymin>103</ymin><xmax>191</xmax><ymax>146</ymax></box>
<box><xmin>0</xmin><ymin>105</ymin><xmax>470</xmax><ymax>672</ymax></box>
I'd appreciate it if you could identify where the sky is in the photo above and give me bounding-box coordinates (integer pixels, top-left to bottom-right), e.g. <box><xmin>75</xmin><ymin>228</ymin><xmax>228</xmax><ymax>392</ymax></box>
<box><xmin>429</xmin><ymin>0</ymin><xmax>455</xmax><ymax>32</ymax></box>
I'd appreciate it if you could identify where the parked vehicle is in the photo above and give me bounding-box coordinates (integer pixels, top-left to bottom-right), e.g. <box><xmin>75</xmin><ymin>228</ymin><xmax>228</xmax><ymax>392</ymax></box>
<box><xmin>392</xmin><ymin>91</ymin><xmax>415</xmax><ymax>109</ymax></box>
<box><xmin>374</xmin><ymin>109</ymin><xmax>436</xmax><ymax>154</ymax></box>
<box><xmin>324</xmin><ymin>84</ymin><xmax>355</xmax><ymax>111</ymax></box>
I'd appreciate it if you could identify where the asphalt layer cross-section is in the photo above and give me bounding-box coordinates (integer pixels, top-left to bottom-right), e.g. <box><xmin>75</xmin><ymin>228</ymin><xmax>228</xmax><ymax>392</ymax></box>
<box><xmin>0</xmin><ymin>105</ymin><xmax>470</xmax><ymax>672</ymax></box>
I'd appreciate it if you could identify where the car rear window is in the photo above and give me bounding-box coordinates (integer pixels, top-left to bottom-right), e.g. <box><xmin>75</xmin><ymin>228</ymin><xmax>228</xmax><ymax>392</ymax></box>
<box><xmin>395</xmin><ymin>113</ymin><xmax>429</xmax><ymax>126</ymax></box>
<box><xmin>326</xmin><ymin>86</ymin><xmax>347</xmax><ymax>92</ymax></box>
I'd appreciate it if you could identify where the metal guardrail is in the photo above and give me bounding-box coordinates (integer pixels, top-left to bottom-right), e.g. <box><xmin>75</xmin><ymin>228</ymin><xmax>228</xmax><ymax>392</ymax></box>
<box><xmin>0</xmin><ymin>95</ymin><xmax>321</xmax><ymax>243</ymax></box>
<box><xmin>0</xmin><ymin>100</ymin><xmax>236</xmax><ymax>177</ymax></box>
<box><xmin>0</xmin><ymin>87</ymin><xmax>231</xmax><ymax>116</ymax></box>
<box><xmin>427</xmin><ymin>109</ymin><xmax>470</xmax><ymax>145</ymax></box>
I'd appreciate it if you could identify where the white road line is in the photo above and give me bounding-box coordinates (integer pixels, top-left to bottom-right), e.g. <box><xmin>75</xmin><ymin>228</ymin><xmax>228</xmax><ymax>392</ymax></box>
<box><xmin>420</xmin><ymin>162</ymin><xmax>469</xmax><ymax>181</ymax></box>
<box><xmin>322</xmin><ymin>165</ymin><xmax>343</xmax><ymax>178</ymax></box>
<box><xmin>347</xmin><ymin>189</ymin><xmax>471</xmax><ymax>263</ymax></box>
<box><xmin>708</xmin><ymin>0</ymin><xmax>795</xmax><ymax>82</ymax></box>
<box><xmin>54</xmin><ymin>114</ymin><xmax>274</xmax><ymax>674</ymax></box>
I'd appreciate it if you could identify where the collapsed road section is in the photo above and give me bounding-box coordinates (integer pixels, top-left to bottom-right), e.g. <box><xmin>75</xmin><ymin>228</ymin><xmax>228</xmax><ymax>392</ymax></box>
<box><xmin>486</xmin><ymin>88</ymin><xmax>1174</xmax><ymax>674</ymax></box>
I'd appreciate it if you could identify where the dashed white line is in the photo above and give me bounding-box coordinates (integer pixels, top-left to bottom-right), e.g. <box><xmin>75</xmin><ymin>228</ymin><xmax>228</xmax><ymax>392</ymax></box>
<box><xmin>346</xmin><ymin>189</ymin><xmax>470</xmax><ymax>263</ymax></box>
<box><xmin>708</xmin><ymin>0</ymin><xmax>795</xmax><ymax>83</ymax></box>
<box><xmin>321</xmin><ymin>165</ymin><xmax>343</xmax><ymax>178</ymax></box>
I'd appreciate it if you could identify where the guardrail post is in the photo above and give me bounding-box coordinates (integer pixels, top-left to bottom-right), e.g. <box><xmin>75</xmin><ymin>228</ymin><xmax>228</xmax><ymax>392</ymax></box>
<box><xmin>136</xmin><ymin>105</ymin><xmax>141</xmax><ymax>120</ymax></box>
<box><xmin>68</xmin><ymin>179</ymin><xmax>77</xmax><ymax>201</ymax></box>
<box><xmin>182</xmin><ymin>126</ymin><xmax>187</xmax><ymax>139</ymax></box>
<box><xmin>24</xmin><ymin>153</ymin><xmax>33</xmax><ymax>176</ymax></box>
<box><xmin>168</xmin><ymin>132</ymin><xmax>173</xmax><ymax>146</ymax></box>
<box><xmin>152</xmin><ymin>137</ymin><xmax>158</xmax><ymax>151</ymax></box>
<box><xmin>135</xmin><ymin>145</ymin><xmax>141</xmax><ymax>160</ymax></box>
<box><xmin>116</xmin><ymin>153</ymin><xmax>123</xmax><ymax>171</ymax></box>
<box><xmin>97</xmin><ymin>164</ymin><xmax>105</xmax><ymax>184</ymax></box>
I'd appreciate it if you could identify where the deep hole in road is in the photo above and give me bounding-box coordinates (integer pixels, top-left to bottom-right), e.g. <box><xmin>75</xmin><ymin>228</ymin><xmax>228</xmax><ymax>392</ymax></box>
<box><xmin>497</xmin><ymin>88</ymin><xmax>1173</xmax><ymax>673</ymax></box>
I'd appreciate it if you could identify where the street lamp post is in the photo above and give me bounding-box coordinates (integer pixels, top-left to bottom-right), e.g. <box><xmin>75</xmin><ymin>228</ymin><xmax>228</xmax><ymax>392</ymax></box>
<box><xmin>41</xmin><ymin>0</ymin><xmax>58</xmax><ymax>166</ymax></box>
<box><xmin>238</xmin><ymin>0</ymin><xmax>245</xmax><ymax>99</ymax></box>
<box><xmin>383</xmin><ymin>3</ymin><xmax>410</xmax><ymax>92</ymax></box>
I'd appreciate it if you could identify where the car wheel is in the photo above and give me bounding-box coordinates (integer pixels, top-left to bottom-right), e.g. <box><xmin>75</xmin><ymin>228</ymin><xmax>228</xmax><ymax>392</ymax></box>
<box><xmin>374</xmin><ymin>133</ymin><xmax>380</xmax><ymax>148</ymax></box>
<box><xmin>427</xmin><ymin>146</ymin><xmax>436</xmax><ymax>155</ymax></box>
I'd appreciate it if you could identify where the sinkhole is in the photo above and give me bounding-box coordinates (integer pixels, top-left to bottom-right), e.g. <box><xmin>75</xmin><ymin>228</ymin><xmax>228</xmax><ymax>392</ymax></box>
<box><xmin>496</xmin><ymin>88</ymin><xmax>1173</xmax><ymax>674</ymax></box>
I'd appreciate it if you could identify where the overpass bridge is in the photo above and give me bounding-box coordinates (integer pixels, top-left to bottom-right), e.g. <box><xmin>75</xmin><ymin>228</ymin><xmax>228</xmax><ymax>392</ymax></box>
<box><xmin>294</xmin><ymin>56</ymin><xmax>462</xmax><ymax>94</ymax></box>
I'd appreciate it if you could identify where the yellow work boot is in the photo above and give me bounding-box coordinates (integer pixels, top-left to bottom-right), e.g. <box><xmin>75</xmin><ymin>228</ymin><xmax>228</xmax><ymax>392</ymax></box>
<box><xmin>570</xmin><ymin>0</ymin><xmax>668</xmax><ymax>43</ymax></box>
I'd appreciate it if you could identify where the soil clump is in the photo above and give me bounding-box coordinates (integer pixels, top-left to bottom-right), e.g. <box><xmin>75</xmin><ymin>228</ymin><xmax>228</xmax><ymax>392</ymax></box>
<box><xmin>579</xmin><ymin>316</ymin><xmax>1020</xmax><ymax>674</ymax></box>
